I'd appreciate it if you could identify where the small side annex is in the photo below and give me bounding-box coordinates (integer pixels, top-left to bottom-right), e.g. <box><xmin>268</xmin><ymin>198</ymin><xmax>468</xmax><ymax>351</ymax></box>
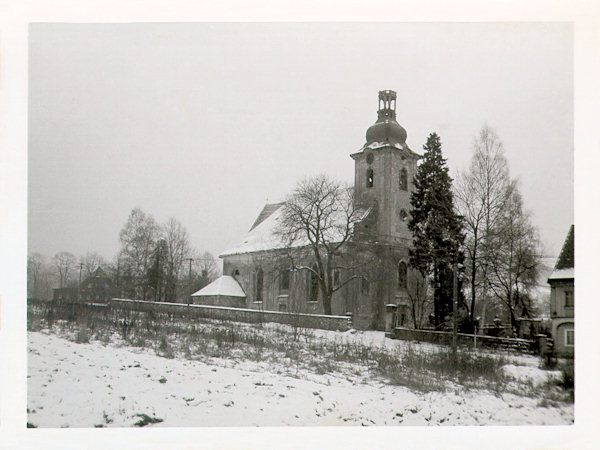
<box><xmin>191</xmin><ymin>275</ymin><xmax>247</xmax><ymax>308</ymax></box>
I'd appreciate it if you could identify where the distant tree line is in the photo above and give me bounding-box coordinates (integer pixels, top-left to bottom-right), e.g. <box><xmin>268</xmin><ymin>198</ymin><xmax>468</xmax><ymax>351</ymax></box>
<box><xmin>27</xmin><ymin>208</ymin><xmax>219</xmax><ymax>303</ymax></box>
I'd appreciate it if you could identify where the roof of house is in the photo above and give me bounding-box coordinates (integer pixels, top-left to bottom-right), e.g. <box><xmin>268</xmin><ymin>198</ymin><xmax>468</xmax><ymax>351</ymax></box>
<box><xmin>548</xmin><ymin>225</ymin><xmax>574</xmax><ymax>281</ymax></box>
<box><xmin>548</xmin><ymin>267</ymin><xmax>574</xmax><ymax>281</ymax></box>
<box><xmin>555</xmin><ymin>224</ymin><xmax>574</xmax><ymax>270</ymax></box>
<box><xmin>190</xmin><ymin>275</ymin><xmax>246</xmax><ymax>298</ymax></box>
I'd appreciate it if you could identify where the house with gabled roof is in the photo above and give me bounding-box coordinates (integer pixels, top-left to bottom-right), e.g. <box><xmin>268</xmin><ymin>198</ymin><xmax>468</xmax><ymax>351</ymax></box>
<box><xmin>548</xmin><ymin>224</ymin><xmax>574</xmax><ymax>358</ymax></box>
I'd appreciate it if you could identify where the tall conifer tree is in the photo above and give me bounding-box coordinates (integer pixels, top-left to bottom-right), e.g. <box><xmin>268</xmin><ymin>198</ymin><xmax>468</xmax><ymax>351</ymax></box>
<box><xmin>408</xmin><ymin>133</ymin><xmax>464</xmax><ymax>328</ymax></box>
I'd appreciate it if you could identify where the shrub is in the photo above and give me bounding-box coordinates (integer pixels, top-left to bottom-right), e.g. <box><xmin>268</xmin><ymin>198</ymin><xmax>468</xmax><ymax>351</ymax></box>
<box><xmin>558</xmin><ymin>363</ymin><xmax>575</xmax><ymax>391</ymax></box>
<box><xmin>157</xmin><ymin>335</ymin><xmax>174</xmax><ymax>359</ymax></box>
<box><xmin>75</xmin><ymin>327</ymin><xmax>90</xmax><ymax>344</ymax></box>
<box><xmin>133</xmin><ymin>413</ymin><xmax>163</xmax><ymax>427</ymax></box>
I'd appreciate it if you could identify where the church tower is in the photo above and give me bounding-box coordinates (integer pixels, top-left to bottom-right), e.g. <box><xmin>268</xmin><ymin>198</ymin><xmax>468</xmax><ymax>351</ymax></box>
<box><xmin>350</xmin><ymin>90</ymin><xmax>420</xmax><ymax>246</ymax></box>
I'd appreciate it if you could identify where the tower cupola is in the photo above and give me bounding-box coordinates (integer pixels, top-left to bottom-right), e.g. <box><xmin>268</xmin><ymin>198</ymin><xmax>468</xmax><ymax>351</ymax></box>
<box><xmin>365</xmin><ymin>90</ymin><xmax>407</xmax><ymax>145</ymax></box>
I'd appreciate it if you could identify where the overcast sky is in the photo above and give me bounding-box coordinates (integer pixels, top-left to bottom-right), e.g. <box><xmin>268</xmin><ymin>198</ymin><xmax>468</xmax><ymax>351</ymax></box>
<box><xmin>28</xmin><ymin>22</ymin><xmax>573</xmax><ymax>266</ymax></box>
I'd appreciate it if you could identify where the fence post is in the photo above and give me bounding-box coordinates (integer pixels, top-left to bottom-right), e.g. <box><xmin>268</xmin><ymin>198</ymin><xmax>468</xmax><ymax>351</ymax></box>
<box><xmin>345</xmin><ymin>311</ymin><xmax>353</xmax><ymax>330</ymax></box>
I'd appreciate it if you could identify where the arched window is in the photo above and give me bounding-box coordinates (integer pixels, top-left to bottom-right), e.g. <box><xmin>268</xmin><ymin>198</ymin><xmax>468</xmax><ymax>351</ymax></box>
<box><xmin>279</xmin><ymin>268</ymin><xmax>290</xmax><ymax>292</ymax></box>
<box><xmin>361</xmin><ymin>277</ymin><xmax>369</xmax><ymax>295</ymax></box>
<box><xmin>309</xmin><ymin>264</ymin><xmax>319</xmax><ymax>301</ymax></box>
<box><xmin>398</xmin><ymin>261</ymin><xmax>407</xmax><ymax>289</ymax></box>
<box><xmin>367</xmin><ymin>169</ymin><xmax>374</xmax><ymax>188</ymax></box>
<box><xmin>255</xmin><ymin>267</ymin><xmax>263</xmax><ymax>302</ymax></box>
<box><xmin>400</xmin><ymin>168</ymin><xmax>408</xmax><ymax>191</ymax></box>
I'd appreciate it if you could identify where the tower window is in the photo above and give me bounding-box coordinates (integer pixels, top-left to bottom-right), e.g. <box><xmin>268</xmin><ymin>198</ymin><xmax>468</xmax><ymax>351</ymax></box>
<box><xmin>399</xmin><ymin>209</ymin><xmax>408</xmax><ymax>221</ymax></box>
<box><xmin>398</xmin><ymin>261</ymin><xmax>407</xmax><ymax>289</ymax></box>
<box><xmin>367</xmin><ymin>169</ymin><xmax>374</xmax><ymax>188</ymax></box>
<box><xmin>400</xmin><ymin>168</ymin><xmax>408</xmax><ymax>191</ymax></box>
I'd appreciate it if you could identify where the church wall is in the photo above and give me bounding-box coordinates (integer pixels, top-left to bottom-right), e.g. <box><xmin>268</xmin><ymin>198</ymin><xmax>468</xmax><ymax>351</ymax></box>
<box><xmin>221</xmin><ymin>245</ymin><xmax>420</xmax><ymax>330</ymax></box>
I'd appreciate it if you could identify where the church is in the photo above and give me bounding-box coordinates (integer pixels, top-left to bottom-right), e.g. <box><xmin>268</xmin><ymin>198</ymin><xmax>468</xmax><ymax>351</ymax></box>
<box><xmin>194</xmin><ymin>90</ymin><xmax>422</xmax><ymax>330</ymax></box>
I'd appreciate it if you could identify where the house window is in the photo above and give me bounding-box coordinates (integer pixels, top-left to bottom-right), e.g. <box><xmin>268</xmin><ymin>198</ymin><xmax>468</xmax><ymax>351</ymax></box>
<box><xmin>398</xmin><ymin>261</ymin><xmax>407</xmax><ymax>289</ymax></box>
<box><xmin>564</xmin><ymin>290</ymin><xmax>574</xmax><ymax>307</ymax></box>
<box><xmin>367</xmin><ymin>169</ymin><xmax>374</xmax><ymax>188</ymax></box>
<box><xmin>279</xmin><ymin>268</ymin><xmax>290</xmax><ymax>292</ymax></box>
<box><xmin>565</xmin><ymin>329</ymin><xmax>574</xmax><ymax>347</ymax></box>
<box><xmin>255</xmin><ymin>267</ymin><xmax>263</xmax><ymax>302</ymax></box>
<box><xmin>400</xmin><ymin>168</ymin><xmax>408</xmax><ymax>191</ymax></box>
<box><xmin>309</xmin><ymin>264</ymin><xmax>319</xmax><ymax>302</ymax></box>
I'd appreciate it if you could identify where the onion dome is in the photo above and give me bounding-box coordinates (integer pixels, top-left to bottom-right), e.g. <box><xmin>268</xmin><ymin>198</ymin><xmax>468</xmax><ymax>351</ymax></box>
<box><xmin>365</xmin><ymin>90</ymin><xmax>407</xmax><ymax>145</ymax></box>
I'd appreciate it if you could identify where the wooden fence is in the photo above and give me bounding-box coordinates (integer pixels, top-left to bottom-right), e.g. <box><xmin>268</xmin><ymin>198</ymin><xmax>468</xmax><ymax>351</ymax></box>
<box><xmin>390</xmin><ymin>326</ymin><xmax>549</xmax><ymax>354</ymax></box>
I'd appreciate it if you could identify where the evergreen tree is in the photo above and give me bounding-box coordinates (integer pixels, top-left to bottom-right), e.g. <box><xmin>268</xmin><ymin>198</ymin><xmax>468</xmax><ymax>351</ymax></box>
<box><xmin>408</xmin><ymin>133</ymin><xmax>464</xmax><ymax>328</ymax></box>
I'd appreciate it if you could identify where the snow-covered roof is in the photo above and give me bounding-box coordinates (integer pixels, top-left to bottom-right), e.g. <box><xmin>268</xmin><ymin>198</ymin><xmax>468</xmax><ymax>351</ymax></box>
<box><xmin>220</xmin><ymin>200</ymin><xmax>369</xmax><ymax>258</ymax></box>
<box><xmin>191</xmin><ymin>275</ymin><xmax>246</xmax><ymax>298</ymax></box>
<box><xmin>355</xmin><ymin>141</ymin><xmax>422</xmax><ymax>159</ymax></box>
<box><xmin>219</xmin><ymin>203</ymin><xmax>291</xmax><ymax>257</ymax></box>
<box><xmin>548</xmin><ymin>268</ymin><xmax>574</xmax><ymax>281</ymax></box>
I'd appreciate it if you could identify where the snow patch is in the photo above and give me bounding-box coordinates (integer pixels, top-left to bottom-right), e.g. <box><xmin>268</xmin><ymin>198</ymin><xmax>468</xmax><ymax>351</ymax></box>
<box><xmin>501</xmin><ymin>364</ymin><xmax>562</xmax><ymax>388</ymax></box>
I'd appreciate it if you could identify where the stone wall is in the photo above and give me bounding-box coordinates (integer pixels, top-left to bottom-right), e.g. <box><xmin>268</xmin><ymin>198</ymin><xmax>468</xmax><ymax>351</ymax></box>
<box><xmin>110</xmin><ymin>298</ymin><xmax>352</xmax><ymax>331</ymax></box>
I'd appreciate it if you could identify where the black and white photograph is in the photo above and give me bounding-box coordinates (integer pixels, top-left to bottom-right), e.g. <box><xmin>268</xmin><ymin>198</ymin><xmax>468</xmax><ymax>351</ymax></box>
<box><xmin>2</xmin><ymin>2</ymin><xmax>599</xmax><ymax>448</ymax></box>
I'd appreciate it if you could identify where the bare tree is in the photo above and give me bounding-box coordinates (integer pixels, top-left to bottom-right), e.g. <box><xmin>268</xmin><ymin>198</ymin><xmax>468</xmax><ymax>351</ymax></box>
<box><xmin>275</xmin><ymin>174</ymin><xmax>365</xmax><ymax>315</ymax></box>
<box><xmin>118</xmin><ymin>208</ymin><xmax>159</xmax><ymax>299</ymax></box>
<box><xmin>486</xmin><ymin>186</ymin><xmax>541</xmax><ymax>333</ymax></box>
<box><xmin>456</xmin><ymin>125</ymin><xmax>512</xmax><ymax>324</ymax></box>
<box><xmin>162</xmin><ymin>217</ymin><xmax>193</xmax><ymax>301</ymax></box>
<box><xmin>406</xmin><ymin>270</ymin><xmax>432</xmax><ymax>329</ymax></box>
<box><xmin>28</xmin><ymin>253</ymin><xmax>47</xmax><ymax>299</ymax></box>
<box><xmin>52</xmin><ymin>251</ymin><xmax>77</xmax><ymax>288</ymax></box>
<box><xmin>80</xmin><ymin>251</ymin><xmax>106</xmax><ymax>277</ymax></box>
<box><xmin>189</xmin><ymin>251</ymin><xmax>219</xmax><ymax>296</ymax></box>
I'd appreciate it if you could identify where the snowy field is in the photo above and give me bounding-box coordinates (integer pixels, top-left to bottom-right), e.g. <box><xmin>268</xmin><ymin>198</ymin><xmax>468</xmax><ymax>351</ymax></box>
<box><xmin>27</xmin><ymin>325</ymin><xmax>573</xmax><ymax>427</ymax></box>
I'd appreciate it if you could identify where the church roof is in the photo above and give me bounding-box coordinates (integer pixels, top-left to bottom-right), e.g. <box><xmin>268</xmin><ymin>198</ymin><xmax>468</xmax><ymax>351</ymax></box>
<box><xmin>191</xmin><ymin>275</ymin><xmax>246</xmax><ymax>297</ymax></box>
<box><xmin>220</xmin><ymin>203</ymin><xmax>289</xmax><ymax>257</ymax></box>
<box><xmin>220</xmin><ymin>197</ymin><xmax>369</xmax><ymax>258</ymax></box>
<box><xmin>249</xmin><ymin>202</ymin><xmax>284</xmax><ymax>231</ymax></box>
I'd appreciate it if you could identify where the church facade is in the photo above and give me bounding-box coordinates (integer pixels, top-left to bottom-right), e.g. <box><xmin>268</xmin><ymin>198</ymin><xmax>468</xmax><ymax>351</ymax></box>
<box><xmin>214</xmin><ymin>90</ymin><xmax>422</xmax><ymax>330</ymax></box>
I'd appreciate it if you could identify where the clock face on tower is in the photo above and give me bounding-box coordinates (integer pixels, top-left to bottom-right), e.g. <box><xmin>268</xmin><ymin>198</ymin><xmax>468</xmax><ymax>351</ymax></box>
<box><xmin>366</xmin><ymin>152</ymin><xmax>374</xmax><ymax>164</ymax></box>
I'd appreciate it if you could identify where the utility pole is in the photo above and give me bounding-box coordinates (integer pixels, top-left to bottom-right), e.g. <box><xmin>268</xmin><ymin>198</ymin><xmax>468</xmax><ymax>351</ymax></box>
<box><xmin>78</xmin><ymin>262</ymin><xmax>83</xmax><ymax>302</ymax></box>
<box><xmin>116</xmin><ymin>259</ymin><xmax>120</xmax><ymax>299</ymax></box>
<box><xmin>187</xmin><ymin>257</ymin><xmax>194</xmax><ymax>305</ymax></box>
<box><xmin>452</xmin><ymin>262</ymin><xmax>458</xmax><ymax>358</ymax></box>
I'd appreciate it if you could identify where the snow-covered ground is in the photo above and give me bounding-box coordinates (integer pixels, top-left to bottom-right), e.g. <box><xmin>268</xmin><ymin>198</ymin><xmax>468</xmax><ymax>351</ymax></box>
<box><xmin>27</xmin><ymin>328</ymin><xmax>573</xmax><ymax>427</ymax></box>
